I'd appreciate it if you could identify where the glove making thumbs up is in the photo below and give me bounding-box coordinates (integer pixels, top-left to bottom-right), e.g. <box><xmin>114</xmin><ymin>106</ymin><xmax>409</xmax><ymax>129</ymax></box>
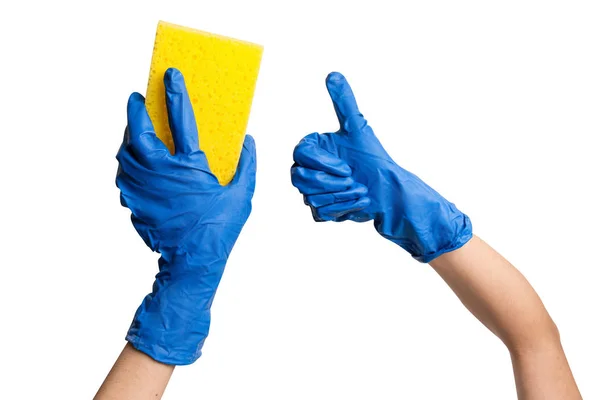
<box><xmin>291</xmin><ymin>72</ymin><xmax>472</xmax><ymax>262</ymax></box>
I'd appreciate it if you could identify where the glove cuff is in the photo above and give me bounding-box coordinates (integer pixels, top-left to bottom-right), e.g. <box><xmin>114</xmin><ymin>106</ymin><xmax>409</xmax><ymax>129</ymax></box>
<box><xmin>126</xmin><ymin>255</ymin><xmax>227</xmax><ymax>365</ymax></box>
<box><xmin>413</xmin><ymin>214</ymin><xmax>473</xmax><ymax>263</ymax></box>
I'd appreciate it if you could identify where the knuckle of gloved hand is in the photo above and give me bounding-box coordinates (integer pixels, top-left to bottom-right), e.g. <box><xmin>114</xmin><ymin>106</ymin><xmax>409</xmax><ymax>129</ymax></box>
<box><xmin>292</xmin><ymin>144</ymin><xmax>305</xmax><ymax>164</ymax></box>
<box><xmin>307</xmin><ymin>194</ymin><xmax>327</xmax><ymax>208</ymax></box>
<box><xmin>294</xmin><ymin>134</ymin><xmax>319</xmax><ymax>160</ymax></box>
<box><xmin>119</xmin><ymin>192</ymin><xmax>129</xmax><ymax>207</ymax></box>
<box><xmin>292</xmin><ymin>167</ymin><xmax>316</xmax><ymax>186</ymax></box>
<box><xmin>316</xmin><ymin>207</ymin><xmax>335</xmax><ymax>222</ymax></box>
<box><xmin>290</xmin><ymin>166</ymin><xmax>303</xmax><ymax>186</ymax></box>
<box><xmin>302</xmin><ymin>132</ymin><xmax>320</xmax><ymax>143</ymax></box>
<box><xmin>290</xmin><ymin>164</ymin><xmax>299</xmax><ymax>177</ymax></box>
<box><xmin>310</xmin><ymin>206</ymin><xmax>324</xmax><ymax>222</ymax></box>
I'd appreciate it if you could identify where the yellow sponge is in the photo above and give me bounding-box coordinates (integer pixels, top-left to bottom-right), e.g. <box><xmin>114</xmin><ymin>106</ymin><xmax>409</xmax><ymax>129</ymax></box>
<box><xmin>145</xmin><ymin>21</ymin><xmax>263</xmax><ymax>184</ymax></box>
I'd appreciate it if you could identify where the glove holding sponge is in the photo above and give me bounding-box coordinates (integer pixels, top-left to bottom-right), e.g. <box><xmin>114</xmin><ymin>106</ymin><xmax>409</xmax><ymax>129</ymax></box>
<box><xmin>117</xmin><ymin>69</ymin><xmax>256</xmax><ymax>365</ymax></box>
<box><xmin>115</xmin><ymin>21</ymin><xmax>262</xmax><ymax>365</ymax></box>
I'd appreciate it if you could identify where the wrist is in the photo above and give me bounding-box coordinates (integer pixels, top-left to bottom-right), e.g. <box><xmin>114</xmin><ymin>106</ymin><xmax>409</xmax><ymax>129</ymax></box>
<box><xmin>416</xmin><ymin>217</ymin><xmax>473</xmax><ymax>263</ymax></box>
<box><xmin>127</xmin><ymin>275</ymin><xmax>212</xmax><ymax>365</ymax></box>
<box><xmin>165</xmin><ymin>221</ymin><xmax>242</xmax><ymax>260</ymax></box>
<box><xmin>377</xmin><ymin>198</ymin><xmax>473</xmax><ymax>263</ymax></box>
<box><xmin>380</xmin><ymin>165</ymin><xmax>473</xmax><ymax>262</ymax></box>
<box><xmin>126</xmin><ymin>253</ymin><xmax>228</xmax><ymax>365</ymax></box>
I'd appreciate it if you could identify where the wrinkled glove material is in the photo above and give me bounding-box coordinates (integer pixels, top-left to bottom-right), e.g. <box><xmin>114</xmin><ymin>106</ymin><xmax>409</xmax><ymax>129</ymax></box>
<box><xmin>116</xmin><ymin>68</ymin><xmax>256</xmax><ymax>365</ymax></box>
<box><xmin>291</xmin><ymin>72</ymin><xmax>472</xmax><ymax>263</ymax></box>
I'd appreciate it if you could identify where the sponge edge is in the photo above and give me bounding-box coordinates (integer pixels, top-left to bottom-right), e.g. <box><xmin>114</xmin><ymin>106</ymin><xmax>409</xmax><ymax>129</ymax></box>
<box><xmin>145</xmin><ymin>21</ymin><xmax>263</xmax><ymax>185</ymax></box>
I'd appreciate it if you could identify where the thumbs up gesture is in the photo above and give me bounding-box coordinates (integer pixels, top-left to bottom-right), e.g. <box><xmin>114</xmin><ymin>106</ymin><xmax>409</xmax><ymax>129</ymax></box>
<box><xmin>291</xmin><ymin>72</ymin><xmax>472</xmax><ymax>263</ymax></box>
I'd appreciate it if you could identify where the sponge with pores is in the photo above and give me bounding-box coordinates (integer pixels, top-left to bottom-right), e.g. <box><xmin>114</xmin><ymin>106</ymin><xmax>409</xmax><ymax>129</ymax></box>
<box><xmin>145</xmin><ymin>21</ymin><xmax>263</xmax><ymax>185</ymax></box>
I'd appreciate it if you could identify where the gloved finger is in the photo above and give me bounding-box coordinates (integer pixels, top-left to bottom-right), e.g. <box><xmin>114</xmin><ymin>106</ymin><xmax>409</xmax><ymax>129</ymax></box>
<box><xmin>230</xmin><ymin>135</ymin><xmax>257</xmax><ymax>189</ymax></box>
<box><xmin>293</xmin><ymin>133</ymin><xmax>352</xmax><ymax>177</ymax></box>
<box><xmin>326</xmin><ymin>72</ymin><xmax>368</xmax><ymax>135</ymax></box>
<box><xmin>291</xmin><ymin>165</ymin><xmax>354</xmax><ymax>195</ymax></box>
<box><xmin>127</xmin><ymin>92</ymin><xmax>170</xmax><ymax>163</ymax></box>
<box><xmin>312</xmin><ymin>197</ymin><xmax>371</xmax><ymax>222</ymax></box>
<box><xmin>304</xmin><ymin>182</ymin><xmax>368</xmax><ymax>208</ymax></box>
<box><xmin>164</xmin><ymin>68</ymin><xmax>200</xmax><ymax>155</ymax></box>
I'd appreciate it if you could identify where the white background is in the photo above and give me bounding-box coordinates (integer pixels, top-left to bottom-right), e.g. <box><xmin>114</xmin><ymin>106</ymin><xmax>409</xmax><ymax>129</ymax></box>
<box><xmin>1</xmin><ymin>0</ymin><xmax>599</xmax><ymax>398</ymax></box>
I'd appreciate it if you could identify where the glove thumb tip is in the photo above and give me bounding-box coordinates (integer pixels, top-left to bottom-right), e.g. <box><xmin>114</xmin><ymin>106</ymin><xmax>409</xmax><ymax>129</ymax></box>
<box><xmin>325</xmin><ymin>72</ymin><xmax>353</xmax><ymax>102</ymax></box>
<box><xmin>128</xmin><ymin>92</ymin><xmax>145</xmax><ymax>105</ymax></box>
<box><xmin>327</xmin><ymin>71</ymin><xmax>345</xmax><ymax>83</ymax></box>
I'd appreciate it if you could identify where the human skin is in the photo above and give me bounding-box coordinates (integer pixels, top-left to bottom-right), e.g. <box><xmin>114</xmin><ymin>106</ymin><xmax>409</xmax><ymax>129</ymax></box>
<box><xmin>430</xmin><ymin>236</ymin><xmax>581</xmax><ymax>399</ymax></box>
<box><xmin>94</xmin><ymin>343</ymin><xmax>174</xmax><ymax>400</ymax></box>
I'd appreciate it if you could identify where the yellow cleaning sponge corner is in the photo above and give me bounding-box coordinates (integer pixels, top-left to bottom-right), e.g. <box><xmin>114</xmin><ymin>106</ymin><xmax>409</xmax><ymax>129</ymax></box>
<box><xmin>145</xmin><ymin>21</ymin><xmax>263</xmax><ymax>184</ymax></box>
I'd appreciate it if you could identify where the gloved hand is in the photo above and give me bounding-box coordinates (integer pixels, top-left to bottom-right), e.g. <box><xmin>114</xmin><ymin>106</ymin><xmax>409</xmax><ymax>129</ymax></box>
<box><xmin>116</xmin><ymin>68</ymin><xmax>256</xmax><ymax>365</ymax></box>
<box><xmin>291</xmin><ymin>72</ymin><xmax>471</xmax><ymax>263</ymax></box>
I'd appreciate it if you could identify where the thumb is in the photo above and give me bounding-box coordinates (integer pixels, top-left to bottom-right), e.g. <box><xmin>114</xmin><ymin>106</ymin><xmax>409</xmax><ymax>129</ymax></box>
<box><xmin>326</xmin><ymin>72</ymin><xmax>368</xmax><ymax>134</ymax></box>
<box><xmin>230</xmin><ymin>135</ymin><xmax>257</xmax><ymax>188</ymax></box>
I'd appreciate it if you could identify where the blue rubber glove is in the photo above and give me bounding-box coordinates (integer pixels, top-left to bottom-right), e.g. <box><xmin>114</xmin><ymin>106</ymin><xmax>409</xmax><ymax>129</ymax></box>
<box><xmin>291</xmin><ymin>72</ymin><xmax>472</xmax><ymax>263</ymax></box>
<box><xmin>116</xmin><ymin>68</ymin><xmax>256</xmax><ymax>365</ymax></box>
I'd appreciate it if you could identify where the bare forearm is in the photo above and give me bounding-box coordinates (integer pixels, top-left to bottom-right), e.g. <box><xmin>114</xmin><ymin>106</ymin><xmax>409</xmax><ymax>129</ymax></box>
<box><xmin>429</xmin><ymin>236</ymin><xmax>580</xmax><ymax>399</ymax></box>
<box><xmin>95</xmin><ymin>343</ymin><xmax>174</xmax><ymax>400</ymax></box>
<box><xmin>430</xmin><ymin>236</ymin><xmax>556</xmax><ymax>350</ymax></box>
<box><xmin>511</xmin><ymin>342</ymin><xmax>579</xmax><ymax>400</ymax></box>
